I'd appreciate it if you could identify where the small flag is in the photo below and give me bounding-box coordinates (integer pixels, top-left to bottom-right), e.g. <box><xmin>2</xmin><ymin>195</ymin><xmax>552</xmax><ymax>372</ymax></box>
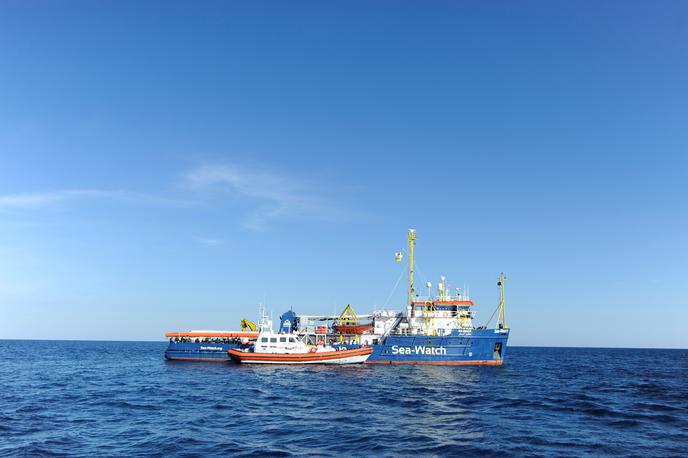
<box><xmin>394</xmin><ymin>252</ymin><xmax>403</xmax><ymax>262</ymax></box>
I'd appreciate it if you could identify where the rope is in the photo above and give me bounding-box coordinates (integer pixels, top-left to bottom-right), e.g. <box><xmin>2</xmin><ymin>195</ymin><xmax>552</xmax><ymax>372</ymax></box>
<box><xmin>413</xmin><ymin>261</ymin><xmax>431</xmax><ymax>295</ymax></box>
<box><xmin>382</xmin><ymin>263</ymin><xmax>406</xmax><ymax>309</ymax></box>
<box><xmin>399</xmin><ymin>247</ymin><xmax>431</xmax><ymax>299</ymax></box>
<box><xmin>483</xmin><ymin>304</ymin><xmax>500</xmax><ymax>328</ymax></box>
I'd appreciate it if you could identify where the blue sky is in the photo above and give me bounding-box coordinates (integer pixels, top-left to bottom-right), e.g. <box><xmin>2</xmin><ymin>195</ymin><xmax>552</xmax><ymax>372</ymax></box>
<box><xmin>1</xmin><ymin>1</ymin><xmax>686</xmax><ymax>347</ymax></box>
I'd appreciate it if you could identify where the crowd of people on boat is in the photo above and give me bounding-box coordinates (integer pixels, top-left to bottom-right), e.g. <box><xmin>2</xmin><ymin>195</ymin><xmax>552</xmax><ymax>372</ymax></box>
<box><xmin>169</xmin><ymin>337</ymin><xmax>241</xmax><ymax>344</ymax></box>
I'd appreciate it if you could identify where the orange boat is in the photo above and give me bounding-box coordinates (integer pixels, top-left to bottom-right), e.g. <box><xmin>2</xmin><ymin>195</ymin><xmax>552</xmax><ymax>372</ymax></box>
<box><xmin>332</xmin><ymin>323</ymin><xmax>373</xmax><ymax>334</ymax></box>
<box><xmin>229</xmin><ymin>346</ymin><xmax>372</xmax><ymax>364</ymax></box>
<box><xmin>228</xmin><ymin>325</ymin><xmax>372</xmax><ymax>364</ymax></box>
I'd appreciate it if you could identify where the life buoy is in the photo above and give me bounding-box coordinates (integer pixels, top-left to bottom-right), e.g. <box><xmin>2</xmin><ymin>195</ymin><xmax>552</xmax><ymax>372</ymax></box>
<box><xmin>317</xmin><ymin>340</ymin><xmax>324</xmax><ymax>346</ymax></box>
<box><xmin>309</xmin><ymin>347</ymin><xmax>317</xmax><ymax>353</ymax></box>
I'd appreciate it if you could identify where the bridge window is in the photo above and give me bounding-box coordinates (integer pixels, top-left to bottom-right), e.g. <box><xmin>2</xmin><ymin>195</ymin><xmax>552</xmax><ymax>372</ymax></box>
<box><xmin>261</xmin><ymin>338</ymin><xmax>268</xmax><ymax>343</ymax></box>
<box><xmin>270</xmin><ymin>338</ymin><xmax>277</xmax><ymax>343</ymax></box>
<box><xmin>279</xmin><ymin>337</ymin><xmax>286</xmax><ymax>343</ymax></box>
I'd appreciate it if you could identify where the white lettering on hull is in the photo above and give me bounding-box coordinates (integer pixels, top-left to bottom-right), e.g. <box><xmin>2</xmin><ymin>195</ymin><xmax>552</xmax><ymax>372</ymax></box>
<box><xmin>390</xmin><ymin>345</ymin><xmax>447</xmax><ymax>356</ymax></box>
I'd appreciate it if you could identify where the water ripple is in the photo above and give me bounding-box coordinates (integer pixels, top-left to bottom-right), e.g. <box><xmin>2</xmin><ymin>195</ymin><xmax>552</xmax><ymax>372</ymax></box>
<box><xmin>0</xmin><ymin>341</ymin><xmax>687</xmax><ymax>456</ymax></box>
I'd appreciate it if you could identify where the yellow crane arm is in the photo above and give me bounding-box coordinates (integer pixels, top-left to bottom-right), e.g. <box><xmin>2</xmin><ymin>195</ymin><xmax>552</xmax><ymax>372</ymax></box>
<box><xmin>241</xmin><ymin>318</ymin><xmax>257</xmax><ymax>332</ymax></box>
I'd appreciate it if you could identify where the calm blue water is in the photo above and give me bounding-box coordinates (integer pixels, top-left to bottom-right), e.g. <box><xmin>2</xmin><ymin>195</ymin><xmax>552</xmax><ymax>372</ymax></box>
<box><xmin>1</xmin><ymin>341</ymin><xmax>686</xmax><ymax>457</ymax></box>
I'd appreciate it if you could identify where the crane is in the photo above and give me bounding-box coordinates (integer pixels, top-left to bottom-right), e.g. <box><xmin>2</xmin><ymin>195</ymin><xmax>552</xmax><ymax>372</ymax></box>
<box><xmin>241</xmin><ymin>318</ymin><xmax>257</xmax><ymax>332</ymax></box>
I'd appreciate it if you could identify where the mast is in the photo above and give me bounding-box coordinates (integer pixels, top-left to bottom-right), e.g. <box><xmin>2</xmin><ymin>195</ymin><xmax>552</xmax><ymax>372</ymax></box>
<box><xmin>408</xmin><ymin>229</ymin><xmax>416</xmax><ymax>317</ymax></box>
<box><xmin>497</xmin><ymin>272</ymin><xmax>508</xmax><ymax>329</ymax></box>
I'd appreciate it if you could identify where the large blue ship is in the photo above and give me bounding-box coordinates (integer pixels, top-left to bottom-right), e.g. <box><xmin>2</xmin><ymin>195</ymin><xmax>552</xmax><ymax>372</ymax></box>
<box><xmin>365</xmin><ymin>230</ymin><xmax>509</xmax><ymax>364</ymax></box>
<box><xmin>275</xmin><ymin>229</ymin><xmax>510</xmax><ymax>365</ymax></box>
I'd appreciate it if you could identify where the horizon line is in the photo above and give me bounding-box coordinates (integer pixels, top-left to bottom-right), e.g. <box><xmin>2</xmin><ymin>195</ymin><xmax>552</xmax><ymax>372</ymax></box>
<box><xmin>1</xmin><ymin>338</ymin><xmax>686</xmax><ymax>351</ymax></box>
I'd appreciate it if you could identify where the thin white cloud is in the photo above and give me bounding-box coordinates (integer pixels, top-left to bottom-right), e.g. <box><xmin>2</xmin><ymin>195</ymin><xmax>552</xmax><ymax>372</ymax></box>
<box><xmin>0</xmin><ymin>189</ymin><xmax>194</xmax><ymax>209</ymax></box>
<box><xmin>0</xmin><ymin>162</ymin><xmax>347</xmax><ymax>230</ymax></box>
<box><xmin>198</xmin><ymin>238</ymin><xmax>225</xmax><ymax>246</ymax></box>
<box><xmin>0</xmin><ymin>189</ymin><xmax>120</xmax><ymax>208</ymax></box>
<box><xmin>184</xmin><ymin>163</ymin><xmax>339</xmax><ymax>229</ymax></box>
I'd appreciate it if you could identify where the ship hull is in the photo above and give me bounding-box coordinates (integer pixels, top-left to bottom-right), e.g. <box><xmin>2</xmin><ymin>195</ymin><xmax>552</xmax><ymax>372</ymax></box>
<box><xmin>229</xmin><ymin>347</ymin><xmax>372</xmax><ymax>365</ymax></box>
<box><xmin>367</xmin><ymin>328</ymin><xmax>509</xmax><ymax>365</ymax></box>
<box><xmin>164</xmin><ymin>342</ymin><xmax>243</xmax><ymax>362</ymax></box>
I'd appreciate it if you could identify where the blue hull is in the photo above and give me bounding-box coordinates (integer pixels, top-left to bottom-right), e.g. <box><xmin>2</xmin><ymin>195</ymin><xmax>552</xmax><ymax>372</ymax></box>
<box><xmin>164</xmin><ymin>342</ymin><xmax>242</xmax><ymax>362</ymax></box>
<box><xmin>367</xmin><ymin>328</ymin><xmax>509</xmax><ymax>365</ymax></box>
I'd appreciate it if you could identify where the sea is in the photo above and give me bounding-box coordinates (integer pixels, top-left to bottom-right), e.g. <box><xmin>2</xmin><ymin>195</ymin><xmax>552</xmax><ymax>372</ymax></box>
<box><xmin>0</xmin><ymin>341</ymin><xmax>686</xmax><ymax>457</ymax></box>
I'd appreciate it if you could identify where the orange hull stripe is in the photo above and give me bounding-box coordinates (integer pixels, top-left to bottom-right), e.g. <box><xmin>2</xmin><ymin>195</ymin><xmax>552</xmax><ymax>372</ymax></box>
<box><xmin>412</xmin><ymin>300</ymin><xmax>474</xmax><ymax>306</ymax></box>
